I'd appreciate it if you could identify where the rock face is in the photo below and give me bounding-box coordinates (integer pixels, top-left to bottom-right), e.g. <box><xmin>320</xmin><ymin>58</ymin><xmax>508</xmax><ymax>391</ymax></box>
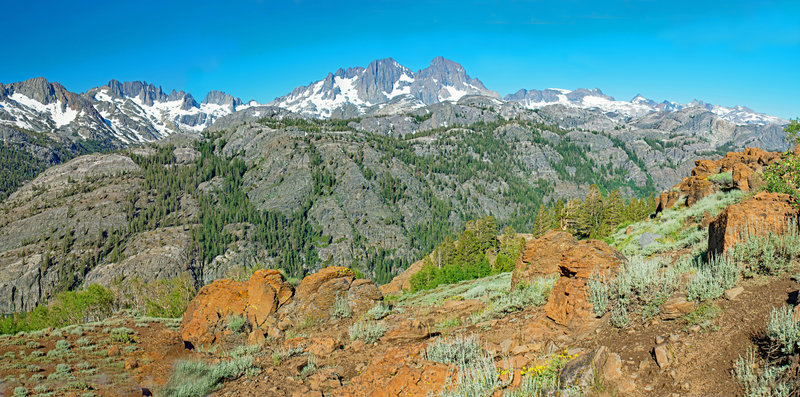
<box><xmin>278</xmin><ymin>266</ymin><xmax>382</xmax><ymax>325</ymax></box>
<box><xmin>511</xmin><ymin>231</ymin><xmax>578</xmax><ymax>289</ymax></box>
<box><xmin>180</xmin><ymin>266</ymin><xmax>383</xmax><ymax>347</ymax></box>
<box><xmin>180</xmin><ymin>269</ymin><xmax>293</xmax><ymax>347</ymax></box>
<box><xmin>655</xmin><ymin>147</ymin><xmax>781</xmax><ymax>213</ymax></box>
<box><xmin>542</xmin><ymin>239</ymin><xmax>626</xmax><ymax>327</ymax></box>
<box><xmin>708</xmin><ymin>192</ymin><xmax>798</xmax><ymax>255</ymax></box>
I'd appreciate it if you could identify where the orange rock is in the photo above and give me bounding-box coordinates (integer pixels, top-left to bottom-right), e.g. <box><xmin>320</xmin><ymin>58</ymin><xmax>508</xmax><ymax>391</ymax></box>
<box><xmin>708</xmin><ymin>192</ymin><xmax>798</xmax><ymax>256</ymax></box>
<box><xmin>543</xmin><ymin>240</ymin><xmax>625</xmax><ymax>327</ymax></box>
<box><xmin>278</xmin><ymin>266</ymin><xmax>382</xmax><ymax>326</ymax></box>
<box><xmin>383</xmin><ymin>320</ymin><xmax>432</xmax><ymax>343</ymax></box>
<box><xmin>180</xmin><ymin>270</ymin><xmax>293</xmax><ymax>347</ymax></box>
<box><xmin>331</xmin><ymin>345</ymin><xmax>452</xmax><ymax>397</ymax></box>
<box><xmin>655</xmin><ymin>147</ymin><xmax>782</xmax><ymax>214</ymax></box>
<box><xmin>511</xmin><ymin>231</ymin><xmax>578</xmax><ymax>289</ymax></box>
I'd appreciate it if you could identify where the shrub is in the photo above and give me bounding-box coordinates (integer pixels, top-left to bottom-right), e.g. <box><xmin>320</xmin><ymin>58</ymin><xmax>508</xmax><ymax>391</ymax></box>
<box><xmin>227</xmin><ymin>315</ymin><xmax>247</xmax><ymax>333</ymax></box>
<box><xmin>473</xmin><ymin>276</ymin><xmax>557</xmax><ymax>322</ymax></box>
<box><xmin>25</xmin><ymin>341</ymin><xmax>40</xmax><ymax>349</ymax></box>
<box><xmin>426</xmin><ymin>335</ymin><xmax>483</xmax><ymax>366</ymax></box>
<box><xmin>734</xmin><ymin>347</ymin><xmax>792</xmax><ymax>397</ymax></box>
<box><xmin>330</xmin><ymin>295</ymin><xmax>352</xmax><ymax>319</ymax></box>
<box><xmin>25</xmin><ymin>364</ymin><xmax>41</xmax><ymax>372</ymax></box>
<box><xmin>56</xmin><ymin>363</ymin><xmax>72</xmax><ymax>373</ymax></box>
<box><xmin>365</xmin><ymin>303</ymin><xmax>391</xmax><ymax>320</ymax></box>
<box><xmin>13</xmin><ymin>387</ymin><xmax>27</xmax><ymax>397</ymax></box>
<box><xmin>707</xmin><ymin>171</ymin><xmax>733</xmax><ymax>185</ymax></box>
<box><xmin>727</xmin><ymin>222</ymin><xmax>800</xmax><ymax>277</ymax></box>
<box><xmin>426</xmin><ymin>334</ymin><xmax>505</xmax><ymax>397</ymax></box>
<box><xmin>55</xmin><ymin>339</ymin><xmax>71</xmax><ymax>350</ymax></box>
<box><xmin>767</xmin><ymin>306</ymin><xmax>800</xmax><ymax>354</ymax></box>
<box><xmin>504</xmin><ymin>351</ymin><xmax>577</xmax><ymax>397</ymax></box>
<box><xmin>589</xmin><ymin>257</ymin><xmax>678</xmax><ymax>324</ymax></box>
<box><xmin>687</xmin><ymin>255</ymin><xmax>739</xmax><ymax>301</ymax></box>
<box><xmin>76</xmin><ymin>337</ymin><xmax>92</xmax><ymax>346</ymax></box>
<box><xmin>159</xmin><ymin>355</ymin><xmax>257</xmax><ymax>397</ymax></box>
<box><xmin>610</xmin><ymin>306</ymin><xmax>630</xmax><ymax>328</ymax></box>
<box><xmin>348</xmin><ymin>321</ymin><xmax>386</xmax><ymax>344</ymax></box>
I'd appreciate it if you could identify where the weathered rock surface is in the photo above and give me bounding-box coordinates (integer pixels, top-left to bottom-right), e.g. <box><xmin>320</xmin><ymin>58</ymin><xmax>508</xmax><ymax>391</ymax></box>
<box><xmin>278</xmin><ymin>266</ymin><xmax>382</xmax><ymax>325</ymax></box>
<box><xmin>379</xmin><ymin>259</ymin><xmax>425</xmax><ymax>295</ymax></box>
<box><xmin>708</xmin><ymin>192</ymin><xmax>798</xmax><ymax>255</ymax></box>
<box><xmin>542</xmin><ymin>238</ymin><xmax>626</xmax><ymax>327</ymax></box>
<box><xmin>331</xmin><ymin>345</ymin><xmax>452</xmax><ymax>397</ymax></box>
<box><xmin>180</xmin><ymin>269</ymin><xmax>293</xmax><ymax>347</ymax></box>
<box><xmin>511</xmin><ymin>230</ymin><xmax>578</xmax><ymax>289</ymax></box>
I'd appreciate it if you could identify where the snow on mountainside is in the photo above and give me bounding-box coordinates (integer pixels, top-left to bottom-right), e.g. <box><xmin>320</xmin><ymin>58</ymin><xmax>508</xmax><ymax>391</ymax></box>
<box><xmin>0</xmin><ymin>77</ymin><xmax>256</xmax><ymax>145</ymax></box>
<box><xmin>268</xmin><ymin>57</ymin><xmax>500</xmax><ymax>118</ymax></box>
<box><xmin>504</xmin><ymin>87</ymin><xmax>787</xmax><ymax>126</ymax></box>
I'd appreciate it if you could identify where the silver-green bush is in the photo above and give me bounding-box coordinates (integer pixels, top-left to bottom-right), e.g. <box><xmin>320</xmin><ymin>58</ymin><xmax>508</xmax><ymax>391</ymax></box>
<box><xmin>767</xmin><ymin>306</ymin><xmax>800</xmax><ymax>354</ymax></box>
<box><xmin>330</xmin><ymin>294</ymin><xmax>352</xmax><ymax>319</ymax></box>
<box><xmin>348</xmin><ymin>321</ymin><xmax>386</xmax><ymax>344</ymax></box>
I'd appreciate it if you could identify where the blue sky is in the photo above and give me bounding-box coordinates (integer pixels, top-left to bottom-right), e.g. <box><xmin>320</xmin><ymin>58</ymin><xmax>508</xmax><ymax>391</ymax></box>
<box><xmin>2</xmin><ymin>0</ymin><xmax>798</xmax><ymax>118</ymax></box>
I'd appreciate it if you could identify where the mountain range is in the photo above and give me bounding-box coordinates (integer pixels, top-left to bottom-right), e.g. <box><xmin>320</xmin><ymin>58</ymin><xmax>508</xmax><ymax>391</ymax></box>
<box><xmin>0</xmin><ymin>57</ymin><xmax>788</xmax><ymax>149</ymax></box>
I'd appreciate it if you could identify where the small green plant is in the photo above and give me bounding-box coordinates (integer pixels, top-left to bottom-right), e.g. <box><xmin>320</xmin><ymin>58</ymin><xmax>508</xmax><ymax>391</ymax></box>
<box><xmin>271</xmin><ymin>346</ymin><xmax>303</xmax><ymax>367</ymax></box>
<box><xmin>610</xmin><ymin>306</ymin><xmax>630</xmax><ymax>328</ymax></box>
<box><xmin>365</xmin><ymin>303</ymin><xmax>391</xmax><ymax>320</ymax></box>
<box><xmin>25</xmin><ymin>340</ymin><xmax>40</xmax><ymax>349</ymax></box>
<box><xmin>767</xmin><ymin>305</ymin><xmax>800</xmax><ymax>354</ymax></box>
<box><xmin>707</xmin><ymin>171</ymin><xmax>733</xmax><ymax>185</ymax></box>
<box><xmin>687</xmin><ymin>255</ymin><xmax>738</xmax><ymax>301</ymax></box>
<box><xmin>733</xmin><ymin>347</ymin><xmax>792</xmax><ymax>396</ymax></box>
<box><xmin>25</xmin><ymin>364</ymin><xmax>42</xmax><ymax>372</ymax></box>
<box><xmin>348</xmin><ymin>321</ymin><xmax>386</xmax><ymax>344</ymax></box>
<box><xmin>13</xmin><ymin>386</ymin><xmax>27</xmax><ymax>397</ymax></box>
<box><xmin>55</xmin><ymin>339</ymin><xmax>71</xmax><ymax>350</ymax></box>
<box><xmin>76</xmin><ymin>337</ymin><xmax>92</xmax><ymax>346</ymax></box>
<box><xmin>109</xmin><ymin>327</ymin><xmax>134</xmax><ymax>343</ymax></box>
<box><xmin>56</xmin><ymin>363</ymin><xmax>72</xmax><ymax>373</ymax></box>
<box><xmin>227</xmin><ymin>315</ymin><xmax>247</xmax><ymax>333</ymax></box>
<box><xmin>33</xmin><ymin>384</ymin><xmax>48</xmax><ymax>394</ymax></box>
<box><xmin>330</xmin><ymin>295</ymin><xmax>352</xmax><ymax>319</ymax></box>
<box><xmin>426</xmin><ymin>335</ymin><xmax>483</xmax><ymax>366</ymax></box>
<box><xmin>683</xmin><ymin>302</ymin><xmax>721</xmax><ymax>329</ymax></box>
<box><xmin>300</xmin><ymin>355</ymin><xmax>317</xmax><ymax>377</ymax></box>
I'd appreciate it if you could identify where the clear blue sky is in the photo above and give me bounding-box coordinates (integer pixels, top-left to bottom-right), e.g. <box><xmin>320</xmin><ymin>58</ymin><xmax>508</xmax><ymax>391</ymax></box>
<box><xmin>2</xmin><ymin>0</ymin><xmax>798</xmax><ymax>118</ymax></box>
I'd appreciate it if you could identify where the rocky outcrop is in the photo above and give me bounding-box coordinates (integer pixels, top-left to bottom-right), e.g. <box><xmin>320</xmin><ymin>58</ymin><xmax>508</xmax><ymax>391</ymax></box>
<box><xmin>180</xmin><ymin>269</ymin><xmax>294</xmax><ymax>347</ymax></box>
<box><xmin>180</xmin><ymin>266</ymin><xmax>383</xmax><ymax>347</ymax></box>
<box><xmin>708</xmin><ymin>192</ymin><xmax>798</xmax><ymax>255</ymax></box>
<box><xmin>655</xmin><ymin>148</ymin><xmax>781</xmax><ymax>213</ymax></box>
<box><xmin>542</xmin><ymin>239</ymin><xmax>625</xmax><ymax>327</ymax></box>
<box><xmin>278</xmin><ymin>266</ymin><xmax>382</xmax><ymax>325</ymax></box>
<box><xmin>511</xmin><ymin>231</ymin><xmax>578</xmax><ymax>289</ymax></box>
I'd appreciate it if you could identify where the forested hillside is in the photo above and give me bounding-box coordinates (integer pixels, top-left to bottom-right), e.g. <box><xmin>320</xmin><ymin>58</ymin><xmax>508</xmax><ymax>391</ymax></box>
<box><xmin>0</xmin><ymin>100</ymin><xmax>790</xmax><ymax>314</ymax></box>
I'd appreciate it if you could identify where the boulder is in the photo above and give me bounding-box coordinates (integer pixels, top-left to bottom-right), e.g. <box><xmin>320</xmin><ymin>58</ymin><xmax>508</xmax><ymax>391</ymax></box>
<box><xmin>708</xmin><ymin>192</ymin><xmax>798</xmax><ymax>256</ymax></box>
<box><xmin>278</xmin><ymin>266</ymin><xmax>382</xmax><ymax>325</ymax></box>
<box><xmin>543</xmin><ymin>239</ymin><xmax>625</xmax><ymax>327</ymax></box>
<box><xmin>180</xmin><ymin>269</ymin><xmax>294</xmax><ymax>347</ymax></box>
<box><xmin>511</xmin><ymin>231</ymin><xmax>578</xmax><ymax>289</ymax></box>
<box><xmin>383</xmin><ymin>320</ymin><xmax>432</xmax><ymax>343</ymax></box>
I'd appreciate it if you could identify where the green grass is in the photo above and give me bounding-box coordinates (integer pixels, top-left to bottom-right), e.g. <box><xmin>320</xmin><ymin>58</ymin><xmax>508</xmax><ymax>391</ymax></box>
<box><xmin>470</xmin><ymin>276</ymin><xmax>557</xmax><ymax>323</ymax></box>
<box><xmin>608</xmin><ymin>191</ymin><xmax>746</xmax><ymax>256</ymax></box>
<box><xmin>159</xmin><ymin>354</ymin><xmax>258</xmax><ymax>397</ymax></box>
<box><xmin>394</xmin><ymin>272</ymin><xmax>512</xmax><ymax>307</ymax></box>
<box><xmin>683</xmin><ymin>302</ymin><xmax>721</xmax><ymax>329</ymax></box>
